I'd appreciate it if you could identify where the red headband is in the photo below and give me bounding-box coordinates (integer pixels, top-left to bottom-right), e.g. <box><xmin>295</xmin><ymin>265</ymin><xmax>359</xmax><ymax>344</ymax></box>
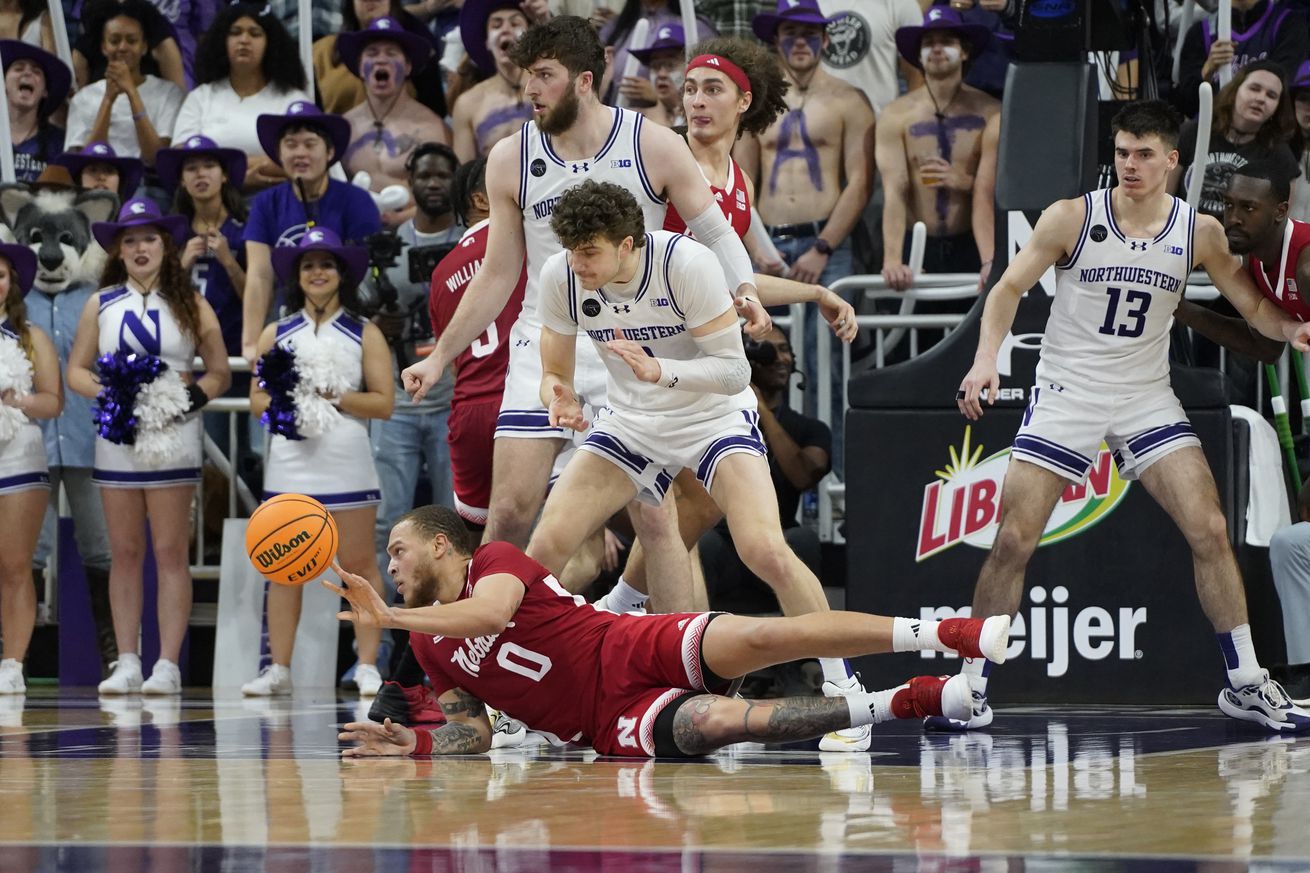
<box><xmin>686</xmin><ymin>54</ymin><xmax>752</xmax><ymax>95</ymax></box>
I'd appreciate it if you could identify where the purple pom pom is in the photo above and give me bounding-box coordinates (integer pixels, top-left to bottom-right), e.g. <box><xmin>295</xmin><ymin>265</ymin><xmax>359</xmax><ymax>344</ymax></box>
<box><xmin>256</xmin><ymin>344</ymin><xmax>303</xmax><ymax>440</ymax></box>
<box><xmin>93</xmin><ymin>351</ymin><xmax>169</xmax><ymax>445</ymax></box>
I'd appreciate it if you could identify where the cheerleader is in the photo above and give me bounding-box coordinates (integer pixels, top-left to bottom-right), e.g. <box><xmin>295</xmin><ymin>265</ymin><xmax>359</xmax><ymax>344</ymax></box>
<box><xmin>67</xmin><ymin>199</ymin><xmax>231</xmax><ymax>696</ymax></box>
<box><xmin>244</xmin><ymin>227</ymin><xmax>393</xmax><ymax>698</ymax></box>
<box><xmin>0</xmin><ymin>244</ymin><xmax>63</xmax><ymax>694</ymax></box>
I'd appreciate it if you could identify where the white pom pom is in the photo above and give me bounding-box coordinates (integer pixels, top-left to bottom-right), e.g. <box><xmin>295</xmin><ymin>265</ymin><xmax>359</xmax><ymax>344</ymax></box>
<box><xmin>0</xmin><ymin>335</ymin><xmax>34</xmax><ymax>443</ymax></box>
<box><xmin>288</xmin><ymin>333</ymin><xmax>358</xmax><ymax>437</ymax></box>
<box><xmin>133</xmin><ymin>371</ymin><xmax>190</xmax><ymax>466</ymax></box>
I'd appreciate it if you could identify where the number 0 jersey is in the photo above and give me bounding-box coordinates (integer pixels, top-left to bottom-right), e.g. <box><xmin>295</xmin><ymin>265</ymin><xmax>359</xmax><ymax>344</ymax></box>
<box><xmin>1042</xmin><ymin>189</ymin><xmax>1196</xmax><ymax>389</ymax></box>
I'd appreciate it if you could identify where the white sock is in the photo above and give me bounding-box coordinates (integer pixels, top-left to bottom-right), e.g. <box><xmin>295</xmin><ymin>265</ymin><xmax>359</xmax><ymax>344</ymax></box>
<box><xmin>962</xmin><ymin>656</ymin><xmax>990</xmax><ymax>696</ymax></box>
<box><xmin>116</xmin><ymin>653</ymin><xmax>141</xmax><ymax>671</ymax></box>
<box><xmin>892</xmin><ymin>617</ymin><xmax>952</xmax><ymax>653</ymax></box>
<box><xmin>819</xmin><ymin>657</ymin><xmax>852</xmax><ymax>685</ymax></box>
<box><xmin>1218</xmin><ymin>624</ymin><xmax>1264</xmax><ymax>689</ymax></box>
<box><xmin>844</xmin><ymin>687</ymin><xmax>901</xmax><ymax>727</ymax></box>
<box><xmin>601</xmin><ymin>577</ymin><xmax>648</xmax><ymax>613</ymax></box>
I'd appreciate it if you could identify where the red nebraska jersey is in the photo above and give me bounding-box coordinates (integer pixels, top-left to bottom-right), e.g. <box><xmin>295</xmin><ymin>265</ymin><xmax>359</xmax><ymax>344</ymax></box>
<box><xmin>410</xmin><ymin>542</ymin><xmax>616</xmax><ymax>746</ymax></box>
<box><xmin>663</xmin><ymin>157</ymin><xmax>751</xmax><ymax>240</ymax></box>
<box><xmin>428</xmin><ymin>219</ymin><xmax>527</xmax><ymax>405</ymax></box>
<box><xmin>1247</xmin><ymin>219</ymin><xmax>1310</xmax><ymax>322</ymax></box>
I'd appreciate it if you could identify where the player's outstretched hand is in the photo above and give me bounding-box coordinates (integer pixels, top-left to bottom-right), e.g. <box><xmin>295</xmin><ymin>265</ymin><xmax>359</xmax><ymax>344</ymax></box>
<box><xmin>735</xmin><ymin>295</ymin><xmax>772</xmax><ymax>339</ymax></box>
<box><xmin>322</xmin><ymin>561</ymin><xmax>394</xmax><ymax>628</ymax></box>
<box><xmin>339</xmin><ymin>717</ymin><xmax>417</xmax><ymax>757</ymax></box>
<box><xmin>607</xmin><ymin>335</ymin><xmax>663</xmax><ymax>383</ymax></box>
<box><xmin>402</xmin><ymin>355</ymin><xmax>446</xmax><ymax>403</ymax></box>
<box><xmin>548</xmin><ymin>383</ymin><xmax>588</xmax><ymax>431</ymax></box>
<box><xmin>816</xmin><ymin>287</ymin><xmax>858</xmax><ymax>343</ymax></box>
<box><xmin>957</xmin><ymin>358</ymin><xmax>999</xmax><ymax>421</ymax></box>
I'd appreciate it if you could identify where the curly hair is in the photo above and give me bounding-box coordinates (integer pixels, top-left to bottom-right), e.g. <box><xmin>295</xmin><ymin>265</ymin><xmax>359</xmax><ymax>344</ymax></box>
<box><xmin>687</xmin><ymin>37</ymin><xmax>790</xmax><ymax>139</ymax></box>
<box><xmin>550</xmin><ymin>180</ymin><xmax>647</xmax><ymax>249</ymax></box>
<box><xmin>1213</xmin><ymin>60</ymin><xmax>1299</xmax><ymax>152</ymax></box>
<box><xmin>284</xmin><ymin>253</ymin><xmax>365</xmax><ymax>318</ymax></box>
<box><xmin>100</xmin><ymin>234</ymin><xmax>202</xmax><ymax>343</ymax></box>
<box><xmin>194</xmin><ymin>3</ymin><xmax>307</xmax><ymax>91</ymax></box>
<box><xmin>1</xmin><ymin>259</ymin><xmax>33</xmax><ymax>361</ymax></box>
<box><xmin>451</xmin><ymin>157</ymin><xmax>487</xmax><ymax>225</ymax></box>
<box><xmin>509</xmin><ymin>16</ymin><xmax>604</xmax><ymax>89</ymax></box>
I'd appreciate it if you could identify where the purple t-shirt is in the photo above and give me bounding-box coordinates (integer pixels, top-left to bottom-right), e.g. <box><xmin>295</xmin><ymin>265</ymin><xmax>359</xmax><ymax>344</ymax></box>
<box><xmin>244</xmin><ymin>178</ymin><xmax>381</xmax><ymax>250</ymax></box>
<box><xmin>14</xmin><ymin>126</ymin><xmax>65</xmax><ymax>184</ymax></box>
<box><xmin>190</xmin><ymin>216</ymin><xmax>245</xmax><ymax>356</ymax></box>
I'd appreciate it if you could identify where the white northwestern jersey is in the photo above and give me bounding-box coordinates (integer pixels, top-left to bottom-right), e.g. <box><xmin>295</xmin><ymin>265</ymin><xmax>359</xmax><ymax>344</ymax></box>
<box><xmin>518</xmin><ymin>108</ymin><xmax>667</xmax><ymax>325</ymax></box>
<box><xmin>539</xmin><ymin>231</ymin><xmax>754</xmax><ymax>422</ymax></box>
<box><xmin>1041</xmin><ymin>189</ymin><xmax>1196</xmax><ymax>389</ymax></box>
<box><xmin>97</xmin><ymin>285</ymin><xmax>196</xmax><ymax>370</ymax></box>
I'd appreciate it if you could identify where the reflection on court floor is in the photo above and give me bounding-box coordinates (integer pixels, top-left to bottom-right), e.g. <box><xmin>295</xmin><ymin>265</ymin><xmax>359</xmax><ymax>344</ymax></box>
<box><xmin>1</xmin><ymin>690</ymin><xmax>1308</xmax><ymax>872</ymax></box>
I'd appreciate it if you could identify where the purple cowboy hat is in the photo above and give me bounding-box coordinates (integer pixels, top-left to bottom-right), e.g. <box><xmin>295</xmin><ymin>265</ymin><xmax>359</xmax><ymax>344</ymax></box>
<box><xmin>0</xmin><ymin>39</ymin><xmax>71</xmax><ymax>118</ymax></box>
<box><xmin>460</xmin><ymin>0</ymin><xmax>524</xmax><ymax>75</ymax></box>
<box><xmin>255</xmin><ymin>101</ymin><xmax>352</xmax><ymax>167</ymax></box>
<box><xmin>1293</xmin><ymin>60</ymin><xmax>1310</xmax><ymax>91</ymax></box>
<box><xmin>630</xmin><ymin>23</ymin><xmax>686</xmax><ymax>65</ymax></box>
<box><xmin>54</xmin><ymin>142</ymin><xmax>145</xmax><ymax>197</ymax></box>
<box><xmin>752</xmin><ymin>0</ymin><xmax>840</xmax><ymax>44</ymax></box>
<box><xmin>895</xmin><ymin>6</ymin><xmax>991</xmax><ymax>70</ymax></box>
<box><xmin>91</xmin><ymin>198</ymin><xmax>189</xmax><ymax>250</ymax></box>
<box><xmin>155</xmin><ymin>134</ymin><xmax>248</xmax><ymax>192</ymax></box>
<box><xmin>0</xmin><ymin>242</ymin><xmax>38</xmax><ymax>298</ymax></box>
<box><xmin>337</xmin><ymin>16</ymin><xmax>433</xmax><ymax>80</ymax></box>
<box><xmin>270</xmin><ymin>226</ymin><xmax>369</xmax><ymax>289</ymax></box>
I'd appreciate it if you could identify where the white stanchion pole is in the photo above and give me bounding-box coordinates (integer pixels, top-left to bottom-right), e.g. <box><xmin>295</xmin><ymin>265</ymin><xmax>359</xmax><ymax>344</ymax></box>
<box><xmin>1173</xmin><ymin>0</ymin><xmax>1196</xmax><ymax>84</ymax></box>
<box><xmin>681</xmin><ymin>2</ymin><xmax>697</xmax><ymax>61</ymax></box>
<box><xmin>1217</xmin><ymin>0</ymin><xmax>1232</xmax><ymax>88</ymax></box>
<box><xmin>0</xmin><ymin>44</ymin><xmax>14</xmax><ymax>184</ymax></box>
<box><xmin>46</xmin><ymin>0</ymin><xmax>73</xmax><ymax>72</ymax></box>
<box><xmin>300</xmin><ymin>0</ymin><xmax>315</xmax><ymax>103</ymax></box>
<box><xmin>908</xmin><ymin>220</ymin><xmax>927</xmax><ymax>277</ymax></box>
<box><xmin>620</xmin><ymin>18</ymin><xmax>649</xmax><ymax>109</ymax></box>
<box><xmin>1187</xmin><ymin>83</ymin><xmax>1213</xmax><ymax>209</ymax></box>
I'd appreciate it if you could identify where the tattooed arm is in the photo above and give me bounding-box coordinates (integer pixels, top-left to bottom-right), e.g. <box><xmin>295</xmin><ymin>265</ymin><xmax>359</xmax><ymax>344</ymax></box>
<box><xmin>339</xmin><ymin>687</ymin><xmax>493</xmax><ymax>756</ymax></box>
<box><xmin>669</xmin><ymin>694</ymin><xmax>853</xmax><ymax>756</ymax></box>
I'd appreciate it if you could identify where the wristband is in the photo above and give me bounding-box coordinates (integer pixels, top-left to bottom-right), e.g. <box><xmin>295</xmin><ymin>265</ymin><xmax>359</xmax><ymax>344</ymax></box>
<box><xmin>131</xmin><ymin>109</ymin><xmax>148</xmax><ymax>121</ymax></box>
<box><xmin>411</xmin><ymin>728</ymin><xmax>433</xmax><ymax>756</ymax></box>
<box><xmin>185</xmin><ymin>383</ymin><xmax>208</xmax><ymax>413</ymax></box>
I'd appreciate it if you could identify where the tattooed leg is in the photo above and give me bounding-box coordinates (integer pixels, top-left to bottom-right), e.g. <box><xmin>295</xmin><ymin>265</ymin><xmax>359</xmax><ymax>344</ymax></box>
<box><xmin>670</xmin><ymin>694</ymin><xmax>853</xmax><ymax>755</ymax></box>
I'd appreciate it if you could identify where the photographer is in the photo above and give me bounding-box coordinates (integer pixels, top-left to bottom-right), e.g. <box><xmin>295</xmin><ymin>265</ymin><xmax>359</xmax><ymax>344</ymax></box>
<box><xmin>361</xmin><ymin>141</ymin><xmax>462</xmax><ymax>605</ymax></box>
<box><xmin>697</xmin><ymin>326</ymin><xmax>832</xmax><ymax>614</ymax></box>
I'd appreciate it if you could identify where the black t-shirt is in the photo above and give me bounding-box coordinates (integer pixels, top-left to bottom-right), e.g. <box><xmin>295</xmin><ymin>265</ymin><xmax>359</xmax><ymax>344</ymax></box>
<box><xmin>75</xmin><ymin>0</ymin><xmax>174</xmax><ymax>83</ymax></box>
<box><xmin>767</xmin><ymin>402</ymin><xmax>832</xmax><ymax>529</ymax></box>
<box><xmin>1177</xmin><ymin>118</ymin><xmax>1296</xmax><ymax>219</ymax></box>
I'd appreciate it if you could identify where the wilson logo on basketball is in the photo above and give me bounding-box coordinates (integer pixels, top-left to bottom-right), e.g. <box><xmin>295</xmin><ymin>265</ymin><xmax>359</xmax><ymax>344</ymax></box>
<box><xmin>254</xmin><ymin>531</ymin><xmax>312</xmax><ymax>569</ymax></box>
<box><xmin>916</xmin><ymin>427</ymin><xmax>1131</xmax><ymax>562</ymax></box>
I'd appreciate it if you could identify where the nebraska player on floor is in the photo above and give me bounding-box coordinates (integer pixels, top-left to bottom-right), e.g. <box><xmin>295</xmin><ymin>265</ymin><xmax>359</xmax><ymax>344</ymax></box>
<box><xmin>331</xmin><ymin>506</ymin><xmax>1011</xmax><ymax>758</ymax></box>
<box><xmin>429</xmin><ymin>158</ymin><xmax>527</xmax><ymax>526</ymax></box>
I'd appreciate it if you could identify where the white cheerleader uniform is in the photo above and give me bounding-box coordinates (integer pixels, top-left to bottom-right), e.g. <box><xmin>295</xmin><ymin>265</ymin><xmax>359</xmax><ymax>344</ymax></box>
<box><xmin>0</xmin><ymin>322</ymin><xmax>49</xmax><ymax>495</ymax></box>
<box><xmin>91</xmin><ymin>286</ymin><xmax>203</xmax><ymax>489</ymax></box>
<box><xmin>262</xmin><ymin>310</ymin><xmax>381</xmax><ymax>509</ymax></box>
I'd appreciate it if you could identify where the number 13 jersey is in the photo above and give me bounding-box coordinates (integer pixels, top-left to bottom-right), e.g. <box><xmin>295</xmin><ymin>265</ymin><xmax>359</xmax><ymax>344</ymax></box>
<box><xmin>1042</xmin><ymin>189</ymin><xmax>1196</xmax><ymax>390</ymax></box>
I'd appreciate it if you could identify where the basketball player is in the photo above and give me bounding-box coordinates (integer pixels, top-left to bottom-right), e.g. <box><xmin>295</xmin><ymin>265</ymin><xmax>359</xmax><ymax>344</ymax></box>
<box><xmin>952</xmin><ymin>100</ymin><xmax>1310</xmax><ymax>733</ymax></box>
<box><xmin>400</xmin><ymin>17</ymin><xmax>769</xmax><ymax>572</ymax></box>
<box><xmin>525</xmin><ymin>180</ymin><xmax>874</xmax><ymax>750</ymax></box>
<box><xmin>331</xmin><ymin>505</ymin><xmax>1012</xmax><ymax>758</ymax></box>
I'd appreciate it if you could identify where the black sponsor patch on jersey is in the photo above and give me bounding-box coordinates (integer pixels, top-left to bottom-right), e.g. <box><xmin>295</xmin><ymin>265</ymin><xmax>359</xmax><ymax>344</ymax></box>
<box><xmin>582</xmin><ymin>298</ymin><xmax>601</xmax><ymax>317</ymax></box>
<box><xmin>530</xmin><ymin>158</ymin><xmax>547</xmax><ymax>177</ymax></box>
<box><xmin>1090</xmin><ymin>224</ymin><xmax>1108</xmax><ymax>242</ymax></box>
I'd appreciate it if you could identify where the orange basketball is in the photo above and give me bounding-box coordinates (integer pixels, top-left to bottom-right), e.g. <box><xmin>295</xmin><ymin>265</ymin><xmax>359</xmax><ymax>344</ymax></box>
<box><xmin>245</xmin><ymin>493</ymin><xmax>339</xmax><ymax>586</ymax></box>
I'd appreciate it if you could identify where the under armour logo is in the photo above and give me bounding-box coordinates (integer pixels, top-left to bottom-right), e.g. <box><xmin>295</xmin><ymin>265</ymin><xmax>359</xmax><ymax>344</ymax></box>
<box><xmin>666</xmin><ymin>376</ymin><xmax>679</xmax><ymax>388</ymax></box>
<box><xmin>129</xmin><ymin>201</ymin><xmax>147</xmax><ymax>215</ymax></box>
<box><xmin>612</xmin><ymin>304</ymin><xmax>630</xmax><ymax>314</ymax></box>
<box><xmin>571</xmin><ymin>162</ymin><xmax>589</xmax><ymax>174</ymax></box>
<box><xmin>1129</xmin><ymin>240</ymin><xmax>1147</xmax><ymax>251</ymax></box>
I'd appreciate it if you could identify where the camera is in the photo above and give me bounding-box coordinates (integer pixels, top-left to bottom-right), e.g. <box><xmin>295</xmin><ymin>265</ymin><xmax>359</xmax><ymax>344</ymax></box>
<box><xmin>408</xmin><ymin>243</ymin><xmax>457</xmax><ymax>285</ymax></box>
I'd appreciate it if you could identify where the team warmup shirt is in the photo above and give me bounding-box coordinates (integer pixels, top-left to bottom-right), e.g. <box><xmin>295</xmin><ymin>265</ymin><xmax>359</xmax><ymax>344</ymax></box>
<box><xmin>537</xmin><ymin>230</ymin><xmax>754</xmax><ymax>422</ymax></box>
<box><xmin>1247</xmin><ymin>218</ymin><xmax>1310</xmax><ymax>323</ymax></box>
<box><xmin>1042</xmin><ymin>189</ymin><xmax>1197</xmax><ymax>390</ymax></box>
<box><xmin>428</xmin><ymin>219</ymin><xmax>526</xmax><ymax>405</ymax></box>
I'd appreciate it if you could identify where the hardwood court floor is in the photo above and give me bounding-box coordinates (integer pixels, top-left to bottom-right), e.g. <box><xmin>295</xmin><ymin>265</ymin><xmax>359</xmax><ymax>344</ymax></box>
<box><xmin>1</xmin><ymin>690</ymin><xmax>1309</xmax><ymax>871</ymax></box>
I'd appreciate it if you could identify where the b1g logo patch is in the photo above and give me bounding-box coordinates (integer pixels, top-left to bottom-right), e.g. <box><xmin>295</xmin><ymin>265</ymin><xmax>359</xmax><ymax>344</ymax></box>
<box><xmin>582</xmin><ymin>299</ymin><xmax>602</xmax><ymax>317</ymax></box>
<box><xmin>824</xmin><ymin>11</ymin><xmax>869</xmax><ymax>69</ymax></box>
<box><xmin>530</xmin><ymin>158</ymin><xmax>547</xmax><ymax>177</ymax></box>
<box><xmin>1090</xmin><ymin>225</ymin><xmax>1108</xmax><ymax>243</ymax></box>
